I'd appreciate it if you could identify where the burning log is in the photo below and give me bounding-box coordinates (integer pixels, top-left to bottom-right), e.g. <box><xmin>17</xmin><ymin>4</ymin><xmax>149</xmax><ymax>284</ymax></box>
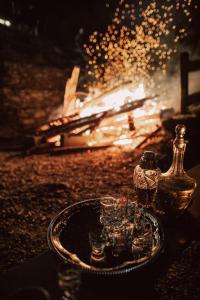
<box><xmin>62</xmin><ymin>66</ymin><xmax>80</xmax><ymax>116</ymax></box>
<box><xmin>37</xmin><ymin>95</ymin><xmax>157</xmax><ymax>139</ymax></box>
<box><xmin>128</xmin><ymin>114</ymin><xmax>135</xmax><ymax>131</ymax></box>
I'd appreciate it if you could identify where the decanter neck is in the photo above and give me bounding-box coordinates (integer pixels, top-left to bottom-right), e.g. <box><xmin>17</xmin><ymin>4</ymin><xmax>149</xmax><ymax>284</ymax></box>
<box><xmin>168</xmin><ymin>143</ymin><xmax>186</xmax><ymax>175</ymax></box>
<box><xmin>167</xmin><ymin>124</ymin><xmax>187</xmax><ymax>176</ymax></box>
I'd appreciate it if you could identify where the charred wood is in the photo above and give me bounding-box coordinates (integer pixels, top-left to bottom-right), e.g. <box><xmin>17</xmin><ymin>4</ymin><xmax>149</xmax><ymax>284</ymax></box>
<box><xmin>37</xmin><ymin>95</ymin><xmax>157</xmax><ymax>139</ymax></box>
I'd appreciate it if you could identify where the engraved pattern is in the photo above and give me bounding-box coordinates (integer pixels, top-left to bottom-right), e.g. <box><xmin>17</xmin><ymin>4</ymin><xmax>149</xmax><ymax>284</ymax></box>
<box><xmin>134</xmin><ymin>165</ymin><xmax>161</xmax><ymax>190</ymax></box>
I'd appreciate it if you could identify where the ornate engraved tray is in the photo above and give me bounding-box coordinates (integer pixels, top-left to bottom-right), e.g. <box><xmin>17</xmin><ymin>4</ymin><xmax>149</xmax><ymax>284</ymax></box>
<box><xmin>47</xmin><ymin>198</ymin><xmax>164</xmax><ymax>275</ymax></box>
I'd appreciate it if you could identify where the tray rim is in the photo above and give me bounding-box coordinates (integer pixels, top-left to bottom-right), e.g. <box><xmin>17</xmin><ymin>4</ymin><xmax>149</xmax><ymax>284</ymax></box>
<box><xmin>47</xmin><ymin>198</ymin><xmax>164</xmax><ymax>275</ymax></box>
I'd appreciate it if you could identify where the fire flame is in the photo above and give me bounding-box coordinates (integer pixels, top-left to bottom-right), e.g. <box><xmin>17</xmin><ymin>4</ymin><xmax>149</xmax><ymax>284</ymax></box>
<box><xmin>56</xmin><ymin>0</ymin><xmax>198</xmax><ymax>148</ymax></box>
<box><xmin>71</xmin><ymin>82</ymin><xmax>160</xmax><ymax>148</ymax></box>
<box><xmin>79</xmin><ymin>82</ymin><xmax>145</xmax><ymax>118</ymax></box>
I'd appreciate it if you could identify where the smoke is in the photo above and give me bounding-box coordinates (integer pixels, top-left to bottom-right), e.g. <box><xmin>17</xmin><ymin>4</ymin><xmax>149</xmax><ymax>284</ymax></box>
<box><xmin>149</xmin><ymin>43</ymin><xmax>200</xmax><ymax>113</ymax></box>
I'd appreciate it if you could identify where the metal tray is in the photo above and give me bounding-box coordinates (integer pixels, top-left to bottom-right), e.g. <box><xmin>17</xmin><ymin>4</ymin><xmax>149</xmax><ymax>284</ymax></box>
<box><xmin>47</xmin><ymin>198</ymin><xmax>164</xmax><ymax>275</ymax></box>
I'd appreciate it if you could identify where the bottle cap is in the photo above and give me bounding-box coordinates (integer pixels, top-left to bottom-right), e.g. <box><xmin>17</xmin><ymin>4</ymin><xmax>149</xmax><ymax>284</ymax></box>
<box><xmin>139</xmin><ymin>151</ymin><xmax>157</xmax><ymax>170</ymax></box>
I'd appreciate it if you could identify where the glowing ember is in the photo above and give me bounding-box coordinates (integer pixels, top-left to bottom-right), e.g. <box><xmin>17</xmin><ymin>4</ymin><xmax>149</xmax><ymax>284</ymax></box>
<box><xmin>79</xmin><ymin>82</ymin><xmax>145</xmax><ymax>118</ymax></box>
<box><xmin>113</xmin><ymin>138</ymin><xmax>134</xmax><ymax>146</ymax></box>
<box><xmin>68</xmin><ymin>81</ymin><xmax>160</xmax><ymax>148</ymax></box>
<box><xmin>47</xmin><ymin>0</ymin><xmax>198</xmax><ymax>150</ymax></box>
<box><xmin>84</xmin><ymin>0</ymin><xmax>196</xmax><ymax>92</ymax></box>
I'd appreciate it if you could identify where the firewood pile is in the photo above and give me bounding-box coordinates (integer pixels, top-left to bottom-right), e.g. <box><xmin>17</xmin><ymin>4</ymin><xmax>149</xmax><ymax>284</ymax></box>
<box><xmin>26</xmin><ymin>66</ymin><xmax>161</xmax><ymax>155</ymax></box>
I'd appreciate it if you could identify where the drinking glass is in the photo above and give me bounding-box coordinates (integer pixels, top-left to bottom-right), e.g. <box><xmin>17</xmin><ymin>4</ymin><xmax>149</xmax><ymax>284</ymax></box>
<box><xmin>89</xmin><ymin>228</ymin><xmax>106</xmax><ymax>263</ymax></box>
<box><xmin>57</xmin><ymin>262</ymin><xmax>81</xmax><ymax>300</ymax></box>
<box><xmin>100</xmin><ymin>196</ymin><xmax>122</xmax><ymax>227</ymax></box>
<box><xmin>109</xmin><ymin>225</ymin><xmax>126</xmax><ymax>257</ymax></box>
<box><xmin>126</xmin><ymin>199</ymin><xmax>138</xmax><ymax>223</ymax></box>
<box><xmin>124</xmin><ymin>220</ymin><xmax>135</xmax><ymax>249</ymax></box>
<box><xmin>131</xmin><ymin>218</ymin><xmax>153</xmax><ymax>260</ymax></box>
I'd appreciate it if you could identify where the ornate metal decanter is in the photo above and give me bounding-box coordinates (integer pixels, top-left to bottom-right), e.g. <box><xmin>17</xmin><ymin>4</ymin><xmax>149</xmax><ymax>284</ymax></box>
<box><xmin>157</xmin><ymin>124</ymin><xmax>197</xmax><ymax>216</ymax></box>
<box><xmin>133</xmin><ymin>151</ymin><xmax>161</xmax><ymax>209</ymax></box>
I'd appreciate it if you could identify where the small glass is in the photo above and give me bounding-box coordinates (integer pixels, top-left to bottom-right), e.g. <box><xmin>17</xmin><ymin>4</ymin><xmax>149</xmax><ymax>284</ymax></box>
<box><xmin>131</xmin><ymin>238</ymin><xmax>144</xmax><ymax>260</ymax></box>
<box><xmin>100</xmin><ymin>196</ymin><xmax>123</xmax><ymax>227</ymax></box>
<box><xmin>89</xmin><ymin>229</ymin><xmax>106</xmax><ymax>263</ymax></box>
<box><xmin>126</xmin><ymin>199</ymin><xmax>138</xmax><ymax>223</ymax></box>
<box><xmin>131</xmin><ymin>222</ymin><xmax>153</xmax><ymax>260</ymax></box>
<box><xmin>110</xmin><ymin>225</ymin><xmax>126</xmax><ymax>257</ymax></box>
<box><xmin>116</xmin><ymin>196</ymin><xmax>128</xmax><ymax>221</ymax></box>
<box><xmin>124</xmin><ymin>220</ymin><xmax>135</xmax><ymax>249</ymax></box>
<box><xmin>57</xmin><ymin>262</ymin><xmax>81</xmax><ymax>300</ymax></box>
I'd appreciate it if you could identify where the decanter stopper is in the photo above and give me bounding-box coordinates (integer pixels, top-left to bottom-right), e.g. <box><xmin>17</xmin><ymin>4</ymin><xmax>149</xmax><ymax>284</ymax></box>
<box><xmin>157</xmin><ymin>124</ymin><xmax>197</xmax><ymax>217</ymax></box>
<box><xmin>175</xmin><ymin>124</ymin><xmax>186</xmax><ymax>149</ymax></box>
<box><xmin>176</xmin><ymin>124</ymin><xmax>186</xmax><ymax>138</ymax></box>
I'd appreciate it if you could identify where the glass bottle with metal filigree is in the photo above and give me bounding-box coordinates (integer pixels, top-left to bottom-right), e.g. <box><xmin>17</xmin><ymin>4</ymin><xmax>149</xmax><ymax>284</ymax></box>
<box><xmin>157</xmin><ymin>124</ymin><xmax>197</xmax><ymax>216</ymax></box>
<box><xmin>133</xmin><ymin>151</ymin><xmax>161</xmax><ymax>209</ymax></box>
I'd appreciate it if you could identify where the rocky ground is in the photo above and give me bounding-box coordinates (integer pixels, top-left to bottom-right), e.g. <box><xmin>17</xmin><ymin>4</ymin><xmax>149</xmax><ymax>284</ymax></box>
<box><xmin>0</xmin><ymin>146</ymin><xmax>146</xmax><ymax>273</ymax></box>
<box><xmin>0</xmin><ymin>27</ymin><xmax>200</xmax><ymax>300</ymax></box>
<box><xmin>1</xmin><ymin>27</ymin><xmax>165</xmax><ymax>274</ymax></box>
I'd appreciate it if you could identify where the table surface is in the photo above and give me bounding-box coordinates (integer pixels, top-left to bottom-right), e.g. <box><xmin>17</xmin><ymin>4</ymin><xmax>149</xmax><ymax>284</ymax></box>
<box><xmin>1</xmin><ymin>164</ymin><xmax>200</xmax><ymax>300</ymax></box>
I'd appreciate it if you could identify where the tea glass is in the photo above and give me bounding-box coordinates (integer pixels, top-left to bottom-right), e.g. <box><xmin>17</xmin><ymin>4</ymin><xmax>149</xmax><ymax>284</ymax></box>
<box><xmin>57</xmin><ymin>262</ymin><xmax>81</xmax><ymax>300</ymax></box>
<box><xmin>89</xmin><ymin>228</ymin><xmax>106</xmax><ymax>263</ymax></box>
<box><xmin>100</xmin><ymin>196</ymin><xmax>124</xmax><ymax>228</ymax></box>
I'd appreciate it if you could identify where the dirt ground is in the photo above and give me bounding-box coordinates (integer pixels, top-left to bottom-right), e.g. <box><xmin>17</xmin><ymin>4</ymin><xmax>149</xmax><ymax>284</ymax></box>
<box><xmin>1</xmin><ymin>143</ymin><xmax>200</xmax><ymax>300</ymax></box>
<box><xmin>1</xmin><ymin>28</ymin><xmax>200</xmax><ymax>300</ymax></box>
<box><xmin>0</xmin><ymin>146</ymin><xmax>145</xmax><ymax>272</ymax></box>
<box><xmin>0</xmin><ymin>30</ymin><xmax>165</xmax><ymax>274</ymax></box>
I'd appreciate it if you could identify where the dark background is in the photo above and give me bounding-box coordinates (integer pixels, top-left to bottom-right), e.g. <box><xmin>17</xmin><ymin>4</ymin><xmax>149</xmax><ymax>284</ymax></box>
<box><xmin>0</xmin><ymin>0</ymin><xmax>199</xmax><ymax>52</ymax></box>
<box><xmin>0</xmin><ymin>0</ymin><xmax>117</xmax><ymax>50</ymax></box>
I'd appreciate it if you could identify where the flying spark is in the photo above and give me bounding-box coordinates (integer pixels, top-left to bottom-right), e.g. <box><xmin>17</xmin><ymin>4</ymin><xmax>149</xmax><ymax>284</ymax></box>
<box><xmin>84</xmin><ymin>0</ymin><xmax>196</xmax><ymax>92</ymax></box>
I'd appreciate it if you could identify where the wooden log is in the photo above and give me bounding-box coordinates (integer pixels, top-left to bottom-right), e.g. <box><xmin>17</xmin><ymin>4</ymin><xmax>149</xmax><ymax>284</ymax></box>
<box><xmin>68</xmin><ymin>122</ymin><xmax>99</xmax><ymax>136</ymax></box>
<box><xmin>39</xmin><ymin>81</ymin><xmax>152</xmax><ymax>132</ymax></box>
<box><xmin>79</xmin><ymin>81</ymin><xmax>136</xmax><ymax>113</ymax></box>
<box><xmin>37</xmin><ymin>95</ymin><xmax>157</xmax><ymax>139</ymax></box>
<box><xmin>62</xmin><ymin>66</ymin><xmax>80</xmax><ymax>116</ymax></box>
<box><xmin>139</xmin><ymin>126</ymin><xmax>162</xmax><ymax>149</ymax></box>
<box><xmin>180</xmin><ymin>52</ymin><xmax>189</xmax><ymax>114</ymax></box>
<box><xmin>62</xmin><ymin>78</ymin><xmax>72</xmax><ymax>116</ymax></box>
